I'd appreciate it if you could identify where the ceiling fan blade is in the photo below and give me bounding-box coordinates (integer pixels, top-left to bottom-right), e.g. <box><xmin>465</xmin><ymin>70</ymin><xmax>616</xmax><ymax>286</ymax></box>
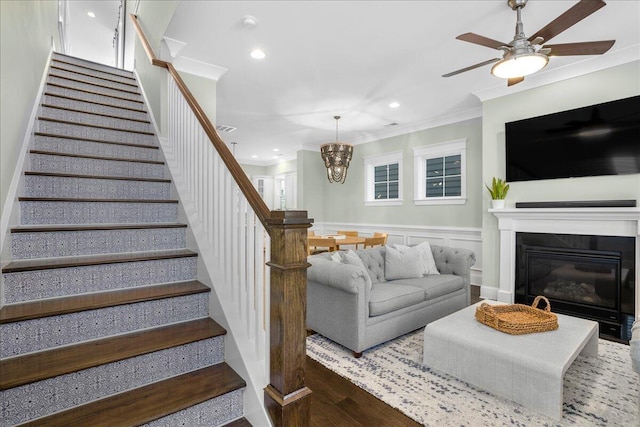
<box><xmin>528</xmin><ymin>0</ymin><xmax>606</xmax><ymax>44</ymax></box>
<box><xmin>508</xmin><ymin>77</ymin><xmax>525</xmax><ymax>86</ymax></box>
<box><xmin>442</xmin><ymin>58</ymin><xmax>500</xmax><ymax>77</ymax></box>
<box><xmin>545</xmin><ymin>40</ymin><xmax>615</xmax><ymax>56</ymax></box>
<box><xmin>456</xmin><ymin>32</ymin><xmax>508</xmax><ymax>49</ymax></box>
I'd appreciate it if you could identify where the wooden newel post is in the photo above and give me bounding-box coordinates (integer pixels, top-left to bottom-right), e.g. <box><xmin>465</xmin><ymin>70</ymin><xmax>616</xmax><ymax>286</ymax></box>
<box><xmin>264</xmin><ymin>210</ymin><xmax>313</xmax><ymax>426</ymax></box>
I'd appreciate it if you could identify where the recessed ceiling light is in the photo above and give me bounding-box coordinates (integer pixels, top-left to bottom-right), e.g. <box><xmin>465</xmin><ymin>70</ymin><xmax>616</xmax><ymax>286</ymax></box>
<box><xmin>273</xmin><ymin>148</ymin><xmax>279</xmax><ymax>152</ymax></box>
<box><xmin>251</xmin><ymin>155</ymin><xmax>258</xmax><ymax>158</ymax></box>
<box><xmin>87</xmin><ymin>12</ymin><xmax>96</xmax><ymax>18</ymax></box>
<box><xmin>389</xmin><ymin>102</ymin><xmax>400</xmax><ymax>108</ymax></box>
<box><xmin>250</xmin><ymin>49</ymin><xmax>266</xmax><ymax>59</ymax></box>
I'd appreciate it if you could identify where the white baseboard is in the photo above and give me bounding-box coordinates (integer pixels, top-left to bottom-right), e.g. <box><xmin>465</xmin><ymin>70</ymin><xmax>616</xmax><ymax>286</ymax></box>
<box><xmin>480</xmin><ymin>286</ymin><xmax>498</xmax><ymax>301</ymax></box>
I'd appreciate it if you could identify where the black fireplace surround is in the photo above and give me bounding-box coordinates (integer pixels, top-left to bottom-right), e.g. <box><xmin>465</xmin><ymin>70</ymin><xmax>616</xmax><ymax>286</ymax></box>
<box><xmin>515</xmin><ymin>232</ymin><xmax>635</xmax><ymax>342</ymax></box>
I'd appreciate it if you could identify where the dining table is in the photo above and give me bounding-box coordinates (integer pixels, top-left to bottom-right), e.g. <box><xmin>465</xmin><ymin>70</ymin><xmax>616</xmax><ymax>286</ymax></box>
<box><xmin>327</xmin><ymin>235</ymin><xmax>366</xmax><ymax>250</ymax></box>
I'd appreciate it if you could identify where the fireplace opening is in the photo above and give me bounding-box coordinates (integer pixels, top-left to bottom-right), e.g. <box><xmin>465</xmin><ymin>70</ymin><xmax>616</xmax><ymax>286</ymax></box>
<box><xmin>515</xmin><ymin>233</ymin><xmax>635</xmax><ymax>342</ymax></box>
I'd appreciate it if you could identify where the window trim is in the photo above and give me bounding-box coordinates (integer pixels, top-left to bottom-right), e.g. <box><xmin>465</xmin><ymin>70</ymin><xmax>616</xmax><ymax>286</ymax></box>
<box><xmin>413</xmin><ymin>139</ymin><xmax>467</xmax><ymax>206</ymax></box>
<box><xmin>364</xmin><ymin>150</ymin><xmax>403</xmax><ymax>207</ymax></box>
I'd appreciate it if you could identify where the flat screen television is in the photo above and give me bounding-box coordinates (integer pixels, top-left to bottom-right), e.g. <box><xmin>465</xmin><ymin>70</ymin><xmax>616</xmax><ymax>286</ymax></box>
<box><xmin>505</xmin><ymin>95</ymin><xmax>640</xmax><ymax>182</ymax></box>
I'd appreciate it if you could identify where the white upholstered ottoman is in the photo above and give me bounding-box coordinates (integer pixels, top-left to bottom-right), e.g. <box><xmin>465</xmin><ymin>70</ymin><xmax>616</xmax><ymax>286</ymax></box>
<box><xmin>423</xmin><ymin>301</ymin><xmax>598</xmax><ymax>420</ymax></box>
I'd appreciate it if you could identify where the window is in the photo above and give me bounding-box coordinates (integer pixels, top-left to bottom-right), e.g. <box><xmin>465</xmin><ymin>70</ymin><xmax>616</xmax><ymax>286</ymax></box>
<box><xmin>364</xmin><ymin>151</ymin><xmax>403</xmax><ymax>206</ymax></box>
<box><xmin>413</xmin><ymin>139</ymin><xmax>466</xmax><ymax>205</ymax></box>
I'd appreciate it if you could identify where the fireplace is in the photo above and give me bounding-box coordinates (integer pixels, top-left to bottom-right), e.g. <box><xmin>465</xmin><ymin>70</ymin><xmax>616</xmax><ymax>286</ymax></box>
<box><xmin>515</xmin><ymin>232</ymin><xmax>635</xmax><ymax>341</ymax></box>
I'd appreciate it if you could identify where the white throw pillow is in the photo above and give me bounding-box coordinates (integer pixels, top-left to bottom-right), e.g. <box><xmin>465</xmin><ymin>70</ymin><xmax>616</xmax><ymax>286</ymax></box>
<box><xmin>343</xmin><ymin>250</ymin><xmax>372</xmax><ymax>291</ymax></box>
<box><xmin>385</xmin><ymin>245</ymin><xmax>423</xmax><ymax>280</ymax></box>
<box><xmin>394</xmin><ymin>241</ymin><xmax>440</xmax><ymax>275</ymax></box>
<box><xmin>330</xmin><ymin>251</ymin><xmax>343</xmax><ymax>262</ymax></box>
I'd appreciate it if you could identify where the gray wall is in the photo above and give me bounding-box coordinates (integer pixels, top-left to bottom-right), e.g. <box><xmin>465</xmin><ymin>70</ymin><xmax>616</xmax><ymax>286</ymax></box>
<box><xmin>266</xmin><ymin>159</ymin><xmax>296</xmax><ymax>176</ymax></box>
<box><xmin>302</xmin><ymin>118</ymin><xmax>483</xmax><ymax>228</ymax></box>
<box><xmin>481</xmin><ymin>61</ymin><xmax>640</xmax><ymax>291</ymax></box>
<box><xmin>241</xmin><ymin>164</ymin><xmax>267</xmax><ymax>177</ymax></box>
<box><xmin>0</xmin><ymin>0</ymin><xmax>59</xmax><ymax>217</ymax></box>
<box><xmin>298</xmin><ymin>150</ymin><xmax>327</xmax><ymax>222</ymax></box>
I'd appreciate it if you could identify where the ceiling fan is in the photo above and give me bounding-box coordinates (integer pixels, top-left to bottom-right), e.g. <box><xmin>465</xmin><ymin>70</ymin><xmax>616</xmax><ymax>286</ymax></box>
<box><xmin>443</xmin><ymin>0</ymin><xmax>615</xmax><ymax>86</ymax></box>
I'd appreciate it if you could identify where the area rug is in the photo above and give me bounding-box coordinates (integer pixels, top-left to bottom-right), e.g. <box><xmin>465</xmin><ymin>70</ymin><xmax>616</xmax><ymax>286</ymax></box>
<box><xmin>306</xmin><ymin>330</ymin><xmax>638</xmax><ymax>426</ymax></box>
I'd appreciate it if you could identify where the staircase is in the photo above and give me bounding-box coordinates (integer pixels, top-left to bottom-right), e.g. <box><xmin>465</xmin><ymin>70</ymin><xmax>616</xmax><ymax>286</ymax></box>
<box><xmin>0</xmin><ymin>53</ymin><xmax>251</xmax><ymax>426</ymax></box>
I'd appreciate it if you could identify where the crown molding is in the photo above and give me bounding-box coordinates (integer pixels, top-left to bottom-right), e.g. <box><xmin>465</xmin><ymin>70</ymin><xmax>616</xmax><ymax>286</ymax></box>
<box><xmin>159</xmin><ymin>38</ymin><xmax>228</xmax><ymax>81</ymax></box>
<box><xmin>348</xmin><ymin>106</ymin><xmax>482</xmax><ymax>146</ymax></box>
<box><xmin>162</xmin><ymin>37</ymin><xmax>187</xmax><ymax>58</ymax></box>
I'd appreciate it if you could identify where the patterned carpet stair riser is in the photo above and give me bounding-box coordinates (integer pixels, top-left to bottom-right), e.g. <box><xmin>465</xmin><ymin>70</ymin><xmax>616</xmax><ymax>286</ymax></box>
<box><xmin>307</xmin><ymin>329</ymin><xmax>639</xmax><ymax>427</ymax></box>
<box><xmin>0</xmin><ymin>53</ymin><xmax>246</xmax><ymax>426</ymax></box>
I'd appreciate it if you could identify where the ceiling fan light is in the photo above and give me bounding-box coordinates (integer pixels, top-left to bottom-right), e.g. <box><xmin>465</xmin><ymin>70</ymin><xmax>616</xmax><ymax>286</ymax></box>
<box><xmin>491</xmin><ymin>53</ymin><xmax>548</xmax><ymax>79</ymax></box>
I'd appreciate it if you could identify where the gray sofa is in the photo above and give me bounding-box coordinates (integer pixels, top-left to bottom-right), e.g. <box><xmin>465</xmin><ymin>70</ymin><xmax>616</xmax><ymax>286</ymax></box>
<box><xmin>307</xmin><ymin>244</ymin><xmax>476</xmax><ymax>357</ymax></box>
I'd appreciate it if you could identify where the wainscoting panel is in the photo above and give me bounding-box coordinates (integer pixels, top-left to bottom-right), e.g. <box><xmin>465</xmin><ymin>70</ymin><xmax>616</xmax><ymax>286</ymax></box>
<box><xmin>314</xmin><ymin>222</ymin><xmax>483</xmax><ymax>287</ymax></box>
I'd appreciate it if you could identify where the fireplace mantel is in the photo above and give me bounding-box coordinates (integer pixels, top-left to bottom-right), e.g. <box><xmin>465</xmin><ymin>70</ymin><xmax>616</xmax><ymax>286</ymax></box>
<box><xmin>490</xmin><ymin>207</ymin><xmax>640</xmax><ymax>317</ymax></box>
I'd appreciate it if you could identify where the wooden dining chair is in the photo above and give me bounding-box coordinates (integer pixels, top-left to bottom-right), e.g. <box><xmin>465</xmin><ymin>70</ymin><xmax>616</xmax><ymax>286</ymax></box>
<box><xmin>337</xmin><ymin>230</ymin><xmax>359</xmax><ymax>236</ymax></box>
<box><xmin>363</xmin><ymin>236</ymin><xmax>386</xmax><ymax>248</ymax></box>
<box><xmin>373</xmin><ymin>232</ymin><xmax>388</xmax><ymax>245</ymax></box>
<box><xmin>308</xmin><ymin>236</ymin><xmax>337</xmax><ymax>255</ymax></box>
<box><xmin>308</xmin><ymin>230</ymin><xmax>316</xmax><ymax>236</ymax></box>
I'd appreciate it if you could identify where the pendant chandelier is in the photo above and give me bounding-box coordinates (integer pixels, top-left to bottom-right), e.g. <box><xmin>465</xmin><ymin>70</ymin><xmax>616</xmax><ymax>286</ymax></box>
<box><xmin>320</xmin><ymin>116</ymin><xmax>353</xmax><ymax>184</ymax></box>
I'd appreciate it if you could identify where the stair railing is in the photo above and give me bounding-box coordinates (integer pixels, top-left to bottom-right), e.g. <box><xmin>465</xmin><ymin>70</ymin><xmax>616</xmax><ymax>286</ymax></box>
<box><xmin>130</xmin><ymin>14</ymin><xmax>312</xmax><ymax>427</ymax></box>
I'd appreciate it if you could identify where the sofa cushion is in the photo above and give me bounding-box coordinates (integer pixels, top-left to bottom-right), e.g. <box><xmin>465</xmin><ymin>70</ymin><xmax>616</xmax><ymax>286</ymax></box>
<box><xmin>395</xmin><ymin>241</ymin><xmax>440</xmax><ymax>275</ymax></box>
<box><xmin>393</xmin><ymin>274</ymin><xmax>464</xmax><ymax>300</ymax></box>
<box><xmin>385</xmin><ymin>245</ymin><xmax>423</xmax><ymax>280</ymax></box>
<box><xmin>369</xmin><ymin>283</ymin><xmax>425</xmax><ymax>317</ymax></box>
<box><xmin>355</xmin><ymin>246</ymin><xmax>386</xmax><ymax>284</ymax></box>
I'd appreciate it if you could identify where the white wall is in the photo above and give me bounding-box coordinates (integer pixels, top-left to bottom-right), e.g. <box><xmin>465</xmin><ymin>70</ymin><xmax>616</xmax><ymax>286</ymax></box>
<box><xmin>0</xmin><ymin>0</ymin><xmax>59</xmax><ymax>219</ymax></box>
<box><xmin>481</xmin><ymin>61</ymin><xmax>640</xmax><ymax>296</ymax></box>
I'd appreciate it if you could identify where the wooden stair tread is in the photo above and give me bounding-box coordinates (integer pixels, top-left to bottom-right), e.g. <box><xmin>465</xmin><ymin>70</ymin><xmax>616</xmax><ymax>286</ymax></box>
<box><xmin>0</xmin><ymin>280</ymin><xmax>209</xmax><ymax>324</ymax></box>
<box><xmin>38</xmin><ymin>117</ymin><xmax>155</xmax><ymax>136</ymax></box>
<box><xmin>18</xmin><ymin>197</ymin><xmax>178</xmax><ymax>203</ymax></box>
<box><xmin>41</xmin><ymin>103</ymin><xmax>151</xmax><ymax>124</ymax></box>
<box><xmin>25</xmin><ymin>171</ymin><xmax>170</xmax><ymax>183</ymax></box>
<box><xmin>34</xmin><ymin>132</ymin><xmax>158</xmax><ymax>150</ymax></box>
<box><xmin>43</xmin><ymin>92</ymin><xmax>147</xmax><ymax>113</ymax></box>
<box><xmin>49</xmin><ymin>72</ymin><xmax>141</xmax><ymax>96</ymax></box>
<box><xmin>2</xmin><ymin>248</ymin><xmax>197</xmax><ymax>273</ymax></box>
<box><xmin>29</xmin><ymin>149</ymin><xmax>164</xmax><ymax>164</ymax></box>
<box><xmin>0</xmin><ymin>318</ymin><xmax>225</xmax><ymax>389</ymax></box>
<box><xmin>52</xmin><ymin>55</ymin><xmax>136</xmax><ymax>80</ymax></box>
<box><xmin>11</xmin><ymin>223</ymin><xmax>186</xmax><ymax>233</ymax></box>
<box><xmin>223</xmin><ymin>418</ymin><xmax>253</xmax><ymax>427</ymax></box>
<box><xmin>50</xmin><ymin>65</ymin><xmax>139</xmax><ymax>89</ymax></box>
<box><xmin>19</xmin><ymin>363</ymin><xmax>245</xmax><ymax>427</ymax></box>
<box><xmin>46</xmin><ymin>81</ymin><xmax>143</xmax><ymax>103</ymax></box>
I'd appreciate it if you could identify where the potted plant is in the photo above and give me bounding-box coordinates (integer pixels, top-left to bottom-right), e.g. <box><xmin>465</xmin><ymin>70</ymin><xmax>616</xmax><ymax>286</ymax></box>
<box><xmin>486</xmin><ymin>177</ymin><xmax>509</xmax><ymax>209</ymax></box>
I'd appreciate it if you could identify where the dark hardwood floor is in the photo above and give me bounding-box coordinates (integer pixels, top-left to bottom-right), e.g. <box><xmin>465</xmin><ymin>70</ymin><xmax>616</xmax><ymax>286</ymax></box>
<box><xmin>306</xmin><ymin>285</ymin><xmax>482</xmax><ymax>426</ymax></box>
<box><xmin>307</xmin><ymin>356</ymin><xmax>421</xmax><ymax>427</ymax></box>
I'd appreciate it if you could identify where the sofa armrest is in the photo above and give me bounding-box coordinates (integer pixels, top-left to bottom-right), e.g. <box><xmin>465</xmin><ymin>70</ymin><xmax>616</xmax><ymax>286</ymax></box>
<box><xmin>307</xmin><ymin>258</ymin><xmax>368</xmax><ymax>295</ymax></box>
<box><xmin>431</xmin><ymin>245</ymin><xmax>476</xmax><ymax>283</ymax></box>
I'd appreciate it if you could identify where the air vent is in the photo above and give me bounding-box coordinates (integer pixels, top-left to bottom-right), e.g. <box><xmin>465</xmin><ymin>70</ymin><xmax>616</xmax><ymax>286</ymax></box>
<box><xmin>384</xmin><ymin>122</ymin><xmax>399</xmax><ymax>127</ymax></box>
<box><xmin>216</xmin><ymin>124</ymin><xmax>237</xmax><ymax>133</ymax></box>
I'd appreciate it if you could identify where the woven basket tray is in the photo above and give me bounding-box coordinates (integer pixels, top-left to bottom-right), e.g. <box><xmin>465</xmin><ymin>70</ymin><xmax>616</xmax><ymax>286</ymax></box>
<box><xmin>475</xmin><ymin>296</ymin><xmax>558</xmax><ymax>335</ymax></box>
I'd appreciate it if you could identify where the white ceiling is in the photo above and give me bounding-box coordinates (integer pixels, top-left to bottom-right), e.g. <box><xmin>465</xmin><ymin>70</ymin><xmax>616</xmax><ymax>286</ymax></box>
<box><xmin>66</xmin><ymin>0</ymin><xmax>122</xmax><ymax>67</ymax></box>
<box><xmin>68</xmin><ymin>1</ymin><xmax>640</xmax><ymax>166</ymax></box>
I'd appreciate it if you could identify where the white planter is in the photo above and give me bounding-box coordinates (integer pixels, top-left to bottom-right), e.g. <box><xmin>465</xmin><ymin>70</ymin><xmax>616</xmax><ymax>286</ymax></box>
<box><xmin>492</xmin><ymin>199</ymin><xmax>506</xmax><ymax>209</ymax></box>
